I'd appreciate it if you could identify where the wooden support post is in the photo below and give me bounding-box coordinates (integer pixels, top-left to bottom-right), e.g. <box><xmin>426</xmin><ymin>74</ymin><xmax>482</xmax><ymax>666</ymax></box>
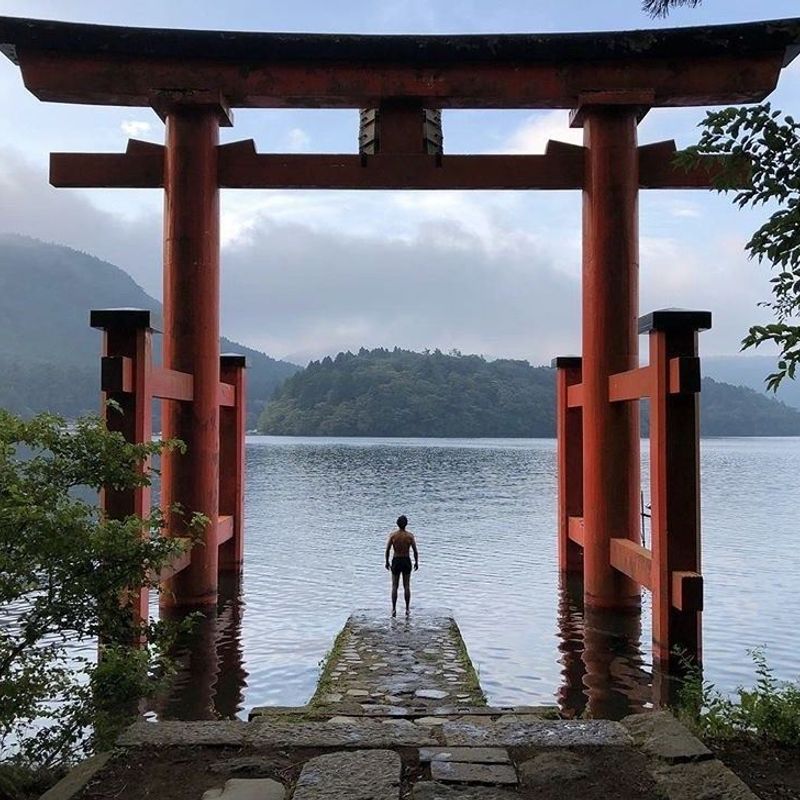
<box><xmin>160</xmin><ymin>105</ymin><xmax>222</xmax><ymax>608</ymax></box>
<box><xmin>643</xmin><ymin>308</ymin><xmax>711</xmax><ymax>672</ymax></box>
<box><xmin>552</xmin><ymin>356</ymin><xmax>583</xmax><ymax>573</ymax></box>
<box><xmin>90</xmin><ymin>308</ymin><xmax>154</xmax><ymax>638</ymax></box>
<box><xmin>576</xmin><ymin>105</ymin><xmax>642</xmax><ymax>610</ymax></box>
<box><xmin>219</xmin><ymin>354</ymin><xmax>247</xmax><ymax>573</ymax></box>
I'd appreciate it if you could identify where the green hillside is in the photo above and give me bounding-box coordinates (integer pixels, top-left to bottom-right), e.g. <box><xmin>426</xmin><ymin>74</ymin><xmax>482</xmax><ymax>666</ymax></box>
<box><xmin>0</xmin><ymin>234</ymin><xmax>299</xmax><ymax>423</ymax></box>
<box><xmin>258</xmin><ymin>347</ymin><xmax>800</xmax><ymax>438</ymax></box>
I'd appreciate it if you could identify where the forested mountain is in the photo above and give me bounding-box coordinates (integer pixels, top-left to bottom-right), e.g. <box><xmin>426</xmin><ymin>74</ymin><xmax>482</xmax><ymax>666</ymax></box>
<box><xmin>696</xmin><ymin>377</ymin><xmax>800</xmax><ymax>436</ymax></box>
<box><xmin>704</xmin><ymin>354</ymin><xmax>800</xmax><ymax>409</ymax></box>
<box><xmin>0</xmin><ymin>235</ymin><xmax>299</xmax><ymax>423</ymax></box>
<box><xmin>3</xmin><ymin>235</ymin><xmax>800</xmax><ymax>438</ymax></box>
<box><xmin>258</xmin><ymin>347</ymin><xmax>800</xmax><ymax>438</ymax></box>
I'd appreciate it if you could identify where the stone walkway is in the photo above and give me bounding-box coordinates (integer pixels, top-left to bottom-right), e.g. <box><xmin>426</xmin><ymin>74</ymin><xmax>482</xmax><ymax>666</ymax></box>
<box><xmin>47</xmin><ymin>610</ymin><xmax>761</xmax><ymax>800</ymax></box>
<box><xmin>301</xmin><ymin>610</ymin><xmax>484</xmax><ymax>715</ymax></box>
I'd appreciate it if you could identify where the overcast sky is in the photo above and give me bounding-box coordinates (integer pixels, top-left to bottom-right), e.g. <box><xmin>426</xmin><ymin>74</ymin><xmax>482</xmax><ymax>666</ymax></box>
<box><xmin>1</xmin><ymin>0</ymin><xmax>798</xmax><ymax>364</ymax></box>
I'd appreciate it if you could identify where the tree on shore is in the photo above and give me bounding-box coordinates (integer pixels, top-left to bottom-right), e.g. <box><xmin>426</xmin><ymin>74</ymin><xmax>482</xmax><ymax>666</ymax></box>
<box><xmin>0</xmin><ymin>410</ymin><xmax>204</xmax><ymax>787</ymax></box>
<box><xmin>643</xmin><ymin>0</ymin><xmax>800</xmax><ymax>389</ymax></box>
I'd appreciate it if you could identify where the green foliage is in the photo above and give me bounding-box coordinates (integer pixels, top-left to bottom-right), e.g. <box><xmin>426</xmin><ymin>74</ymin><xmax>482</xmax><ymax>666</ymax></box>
<box><xmin>0</xmin><ymin>409</ymin><xmax>204</xmax><ymax>770</ymax></box>
<box><xmin>258</xmin><ymin>347</ymin><xmax>800</xmax><ymax>437</ymax></box>
<box><xmin>679</xmin><ymin>104</ymin><xmax>800</xmax><ymax>390</ymax></box>
<box><xmin>259</xmin><ymin>347</ymin><xmax>556</xmax><ymax>437</ymax></box>
<box><xmin>676</xmin><ymin>648</ymin><xmax>800</xmax><ymax>745</ymax></box>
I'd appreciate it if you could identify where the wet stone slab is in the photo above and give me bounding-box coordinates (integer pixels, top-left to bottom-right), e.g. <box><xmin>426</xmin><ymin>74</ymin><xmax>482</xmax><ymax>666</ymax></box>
<box><xmin>442</xmin><ymin>717</ymin><xmax>631</xmax><ymax>747</ymax></box>
<box><xmin>118</xmin><ymin>719</ymin><xmax>436</xmax><ymax>749</ymax></box>
<box><xmin>311</xmin><ymin>609</ymin><xmax>485</xmax><ymax>713</ymax></box>
<box><xmin>411</xmin><ymin>784</ymin><xmax>518</xmax><ymax>799</ymax></box>
<box><xmin>201</xmin><ymin>778</ymin><xmax>285</xmax><ymax>800</ymax></box>
<box><xmin>292</xmin><ymin>750</ymin><xmax>401</xmax><ymax>800</ymax></box>
<box><xmin>429</xmin><ymin>762</ymin><xmax>518</xmax><ymax>786</ymax></box>
<box><xmin>622</xmin><ymin>711</ymin><xmax>713</xmax><ymax>764</ymax></box>
<box><xmin>418</xmin><ymin>748</ymin><xmax>511</xmax><ymax>765</ymax></box>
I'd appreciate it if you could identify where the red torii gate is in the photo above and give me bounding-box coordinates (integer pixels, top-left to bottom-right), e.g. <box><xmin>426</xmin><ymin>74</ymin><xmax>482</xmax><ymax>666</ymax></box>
<box><xmin>2</xmin><ymin>15</ymin><xmax>797</xmax><ymax>674</ymax></box>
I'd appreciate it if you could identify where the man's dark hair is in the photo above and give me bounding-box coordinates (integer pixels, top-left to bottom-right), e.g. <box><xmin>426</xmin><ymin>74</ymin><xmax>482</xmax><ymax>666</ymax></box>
<box><xmin>397</xmin><ymin>515</ymin><xmax>408</xmax><ymax>530</ymax></box>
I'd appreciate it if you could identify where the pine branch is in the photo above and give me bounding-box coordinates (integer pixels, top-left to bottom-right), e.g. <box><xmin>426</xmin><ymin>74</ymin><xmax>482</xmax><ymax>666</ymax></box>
<box><xmin>642</xmin><ymin>0</ymin><xmax>703</xmax><ymax>18</ymax></box>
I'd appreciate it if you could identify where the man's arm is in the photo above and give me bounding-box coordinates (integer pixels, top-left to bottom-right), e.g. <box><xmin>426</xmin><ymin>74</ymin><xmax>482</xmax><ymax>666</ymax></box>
<box><xmin>385</xmin><ymin>534</ymin><xmax>393</xmax><ymax>570</ymax></box>
<box><xmin>411</xmin><ymin>535</ymin><xmax>419</xmax><ymax>570</ymax></box>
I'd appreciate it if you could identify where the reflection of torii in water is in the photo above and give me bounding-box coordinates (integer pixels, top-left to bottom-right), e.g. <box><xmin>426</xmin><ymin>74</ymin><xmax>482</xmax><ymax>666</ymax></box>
<box><xmin>385</xmin><ymin>515</ymin><xmax>419</xmax><ymax>618</ymax></box>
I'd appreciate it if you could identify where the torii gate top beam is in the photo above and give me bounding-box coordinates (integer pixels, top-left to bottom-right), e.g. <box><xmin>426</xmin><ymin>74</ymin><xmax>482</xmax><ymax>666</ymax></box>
<box><xmin>1</xmin><ymin>16</ymin><xmax>798</xmax><ymax>109</ymax></box>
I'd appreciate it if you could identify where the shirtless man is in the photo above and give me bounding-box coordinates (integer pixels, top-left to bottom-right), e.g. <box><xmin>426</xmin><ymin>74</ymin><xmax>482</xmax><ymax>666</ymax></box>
<box><xmin>384</xmin><ymin>515</ymin><xmax>419</xmax><ymax>617</ymax></box>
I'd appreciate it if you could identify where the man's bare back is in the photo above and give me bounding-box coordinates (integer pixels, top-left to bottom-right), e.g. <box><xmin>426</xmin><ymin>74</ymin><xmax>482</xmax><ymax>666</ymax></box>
<box><xmin>388</xmin><ymin>529</ymin><xmax>415</xmax><ymax>557</ymax></box>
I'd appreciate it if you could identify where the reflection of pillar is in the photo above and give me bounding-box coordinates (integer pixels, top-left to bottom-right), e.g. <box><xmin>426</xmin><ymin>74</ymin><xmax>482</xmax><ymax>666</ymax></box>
<box><xmin>579</xmin><ymin>106</ymin><xmax>641</xmax><ymax>610</ymax></box>
<box><xmin>215</xmin><ymin>572</ymin><xmax>248</xmax><ymax>718</ymax></box>
<box><xmin>556</xmin><ymin>575</ymin><xmax>588</xmax><ymax>719</ymax></box>
<box><xmin>582</xmin><ymin>606</ymin><xmax>650</xmax><ymax>720</ymax></box>
<box><xmin>161</xmin><ymin>107</ymin><xmax>221</xmax><ymax>608</ymax></box>
<box><xmin>558</xmin><ymin>576</ymin><xmax>651</xmax><ymax>719</ymax></box>
<box><xmin>158</xmin><ymin>573</ymin><xmax>247</xmax><ymax>720</ymax></box>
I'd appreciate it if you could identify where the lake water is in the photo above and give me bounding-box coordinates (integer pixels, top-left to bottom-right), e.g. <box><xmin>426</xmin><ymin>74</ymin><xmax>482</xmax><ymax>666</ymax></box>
<box><xmin>156</xmin><ymin>436</ymin><xmax>800</xmax><ymax>721</ymax></box>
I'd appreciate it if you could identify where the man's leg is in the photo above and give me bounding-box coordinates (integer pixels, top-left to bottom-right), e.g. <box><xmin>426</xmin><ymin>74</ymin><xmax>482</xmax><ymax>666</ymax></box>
<box><xmin>391</xmin><ymin>572</ymin><xmax>399</xmax><ymax>617</ymax></box>
<box><xmin>402</xmin><ymin>570</ymin><xmax>411</xmax><ymax>615</ymax></box>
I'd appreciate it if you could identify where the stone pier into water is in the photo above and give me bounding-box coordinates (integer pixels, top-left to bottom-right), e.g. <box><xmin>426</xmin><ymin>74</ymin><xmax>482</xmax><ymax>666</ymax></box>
<box><xmin>51</xmin><ymin>610</ymin><xmax>759</xmax><ymax>800</ymax></box>
<box><xmin>302</xmin><ymin>610</ymin><xmax>486</xmax><ymax>714</ymax></box>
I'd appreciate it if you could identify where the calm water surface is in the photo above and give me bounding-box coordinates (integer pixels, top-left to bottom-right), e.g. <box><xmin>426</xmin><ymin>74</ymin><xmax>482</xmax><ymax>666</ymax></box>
<box><xmin>159</xmin><ymin>436</ymin><xmax>800</xmax><ymax>721</ymax></box>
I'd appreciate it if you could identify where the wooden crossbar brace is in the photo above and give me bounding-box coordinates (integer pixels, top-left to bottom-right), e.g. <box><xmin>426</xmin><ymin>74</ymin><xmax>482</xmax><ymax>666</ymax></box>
<box><xmin>101</xmin><ymin>356</ymin><xmax>237</xmax><ymax>406</ymax></box>
<box><xmin>564</xmin><ymin>518</ymin><xmax>703</xmax><ymax>612</ymax></box>
<box><xmin>51</xmin><ymin>137</ymin><xmax>734</xmax><ymax>191</ymax></box>
<box><xmin>564</xmin><ymin>356</ymin><xmax>701</xmax><ymax>407</ymax></box>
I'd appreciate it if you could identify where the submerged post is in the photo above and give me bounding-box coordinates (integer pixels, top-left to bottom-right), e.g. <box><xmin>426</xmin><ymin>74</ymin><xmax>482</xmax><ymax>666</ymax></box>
<box><xmin>219</xmin><ymin>354</ymin><xmax>247</xmax><ymax>573</ymax></box>
<box><xmin>90</xmin><ymin>308</ymin><xmax>154</xmax><ymax>636</ymax></box>
<box><xmin>160</xmin><ymin>105</ymin><xmax>223</xmax><ymax>608</ymax></box>
<box><xmin>574</xmin><ymin>103</ymin><xmax>642</xmax><ymax>611</ymax></box>
<box><xmin>644</xmin><ymin>309</ymin><xmax>709</xmax><ymax>672</ymax></box>
<box><xmin>553</xmin><ymin>356</ymin><xmax>583</xmax><ymax>574</ymax></box>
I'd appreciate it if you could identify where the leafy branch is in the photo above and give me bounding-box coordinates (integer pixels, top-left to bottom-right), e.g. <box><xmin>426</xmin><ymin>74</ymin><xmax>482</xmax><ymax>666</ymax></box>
<box><xmin>677</xmin><ymin>103</ymin><xmax>800</xmax><ymax>390</ymax></box>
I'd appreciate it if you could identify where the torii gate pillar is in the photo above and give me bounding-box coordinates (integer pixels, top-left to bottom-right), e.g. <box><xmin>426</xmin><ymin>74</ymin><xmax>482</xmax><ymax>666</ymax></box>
<box><xmin>160</xmin><ymin>106</ymin><xmax>223</xmax><ymax>608</ymax></box>
<box><xmin>577</xmin><ymin>104</ymin><xmax>642</xmax><ymax>610</ymax></box>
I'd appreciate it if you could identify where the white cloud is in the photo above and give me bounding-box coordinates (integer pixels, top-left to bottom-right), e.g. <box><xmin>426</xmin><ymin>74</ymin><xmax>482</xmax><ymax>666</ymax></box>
<box><xmin>120</xmin><ymin>120</ymin><xmax>153</xmax><ymax>138</ymax></box>
<box><xmin>286</xmin><ymin>127</ymin><xmax>311</xmax><ymax>152</ymax></box>
<box><xmin>498</xmin><ymin>110</ymin><xmax>582</xmax><ymax>154</ymax></box>
<box><xmin>0</xmin><ymin>147</ymin><xmax>776</xmax><ymax>365</ymax></box>
<box><xmin>670</xmin><ymin>204</ymin><xmax>701</xmax><ymax>219</ymax></box>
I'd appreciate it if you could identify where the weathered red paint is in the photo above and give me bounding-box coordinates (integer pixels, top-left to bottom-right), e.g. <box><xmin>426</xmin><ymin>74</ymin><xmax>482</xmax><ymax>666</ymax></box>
<box><xmin>18</xmin><ymin>50</ymin><xmax>786</xmax><ymax>109</ymax></box>
<box><xmin>579</xmin><ymin>106</ymin><xmax>641</xmax><ymax>610</ymax></box>
<box><xmin>160</xmin><ymin>107</ymin><xmax>222</xmax><ymax>608</ymax></box>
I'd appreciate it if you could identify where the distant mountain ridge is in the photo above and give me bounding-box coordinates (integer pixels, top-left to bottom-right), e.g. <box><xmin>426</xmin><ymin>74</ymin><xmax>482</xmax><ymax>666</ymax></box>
<box><xmin>258</xmin><ymin>347</ymin><xmax>800</xmax><ymax>438</ymax></box>
<box><xmin>0</xmin><ymin>234</ymin><xmax>300</xmax><ymax>423</ymax></box>
<box><xmin>2</xmin><ymin>234</ymin><xmax>799</xmax><ymax>437</ymax></box>
<box><xmin>703</xmin><ymin>354</ymin><xmax>800</xmax><ymax>409</ymax></box>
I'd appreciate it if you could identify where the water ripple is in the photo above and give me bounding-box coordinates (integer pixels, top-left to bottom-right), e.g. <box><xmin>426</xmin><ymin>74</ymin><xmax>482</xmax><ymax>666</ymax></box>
<box><xmin>158</xmin><ymin>436</ymin><xmax>800</xmax><ymax>720</ymax></box>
